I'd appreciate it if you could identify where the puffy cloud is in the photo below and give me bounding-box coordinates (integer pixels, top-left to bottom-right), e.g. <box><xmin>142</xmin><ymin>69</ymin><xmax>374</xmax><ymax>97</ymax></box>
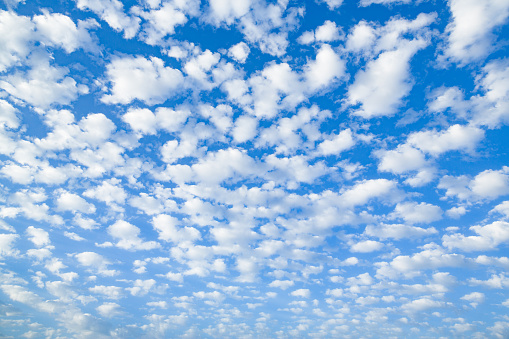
<box><xmin>407</xmin><ymin>124</ymin><xmax>484</xmax><ymax>156</ymax></box>
<box><xmin>75</xmin><ymin>251</ymin><xmax>118</xmax><ymax>276</ymax></box>
<box><xmin>345</xmin><ymin>21</ymin><xmax>376</xmax><ymax>53</ymax></box>
<box><xmin>290</xmin><ymin>289</ymin><xmax>311</xmax><ymax>298</ymax></box>
<box><xmin>0</xmin><ymin>57</ymin><xmax>88</xmax><ymax>108</ymax></box>
<box><xmin>304</xmin><ymin>44</ymin><xmax>345</xmax><ymax>91</ymax></box>
<box><xmin>135</xmin><ymin>2</ymin><xmax>188</xmax><ymax>45</ymax></box>
<box><xmin>444</xmin><ymin>0</ymin><xmax>509</xmax><ymax>64</ymax></box>
<box><xmin>350</xmin><ymin>240</ymin><xmax>384</xmax><ymax>253</ymax></box>
<box><xmin>365</xmin><ymin>223</ymin><xmax>437</xmax><ymax>240</ymax></box>
<box><xmin>208</xmin><ymin>0</ymin><xmax>251</xmax><ymax>25</ymax></box>
<box><xmin>83</xmin><ymin>178</ymin><xmax>127</xmax><ymax>205</ymax></box>
<box><xmin>392</xmin><ymin>202</ymin><xmax>443</xmax><ymax>224</ymax></box>
<box><xmin>469</xmin><ymin>273</ymin><xmax>509</xmax><ymax>289</ymax></box>
<box><xmin>55</xmin><ymin>191</ymin><xmax>96</xmax><ymax>214</ymax></box>
<box><xmin>461</xmin><ymin>292</ymin><xmax>485</xmax><ymax>307</ymax></box>
<box><xmin>152</xmin><ymin>214</ymin><xmax>201</xmax><ymax>244</ymax></box>
<box><xmin>401</xmin><ymin>298</ymin><xmax>444</xmax><ymax>313</ymax></box>
<box><xmin>101</xmin><ymin>56</ymin><xmax>183</xmax><ymax>105</ymax></box>
<box><xmin>269</xmin><ymin>280</ymin><xmax>294</xmax><ymax>290</ymax></box>
<box><xmin>108</xmin><ymin>220</ymin><xmax>160</xmax><ymax>250</ymax></box>
<box><xmin>89</xmin><ymin>285</ymin><xmax>123</xmax><ymax>299</ymax></box>
<box><xmin>347</xmin><ymin>13</ymin><xmax>435</xmax><ymax>117</ymax></box>
<box><xmin>348</xmin><ymin>39</ymin><xmax>427</xmax><ymax>118</ymax></box>
<box><xmin>376</xmin><ymin>244</ymin><xmax>465</xmax><ymax>279</ymax></box>
<box><xmin>360</xmin><ymin>0</ymin><xmax>412</xmax><ymax>6</ymax></box>
<box><xmin>75</xmin><ymin>0</ymin><xmax>140</xmax><ymax>38</ymax></box>
<box><xmin>228</xmin><ymin>41</ymin><xmax>250</xmax><ymax>63</ymax></box>
<box><xmin>0</xmin><ymin>10</ymin><xmax>34</xmax><ymax>72</ymax></box>
<box><xmin>298</xmin><ymin>20</ymin><xmax>342</xmax><ymax>44</ymax></box>
<box><xmin>340</xmin><ymin>179</ymin><xmax>399</xmax><ymax>207</ymax></box>
<box><xmin>96</xmin><ymin>302</ymin><xmax>122</xmax><ymax>318</ymax></box>
<box><xmin>25</xmin><ymin>226</ymin><xmax>50</xmax><ymax>248</ymax></box>
<box><xmin>33</xmin><ymin>11</ymin><xmax>98</xmax><ymax>53</ymax></box>
<box><xmin>439</xmin><ymin>167</ymin><xmax>509</xmax><ymax>201</ymax></box>
<box><xmin>318</xmin><ymin>0</ymin><xmax>344</xmax><ymax>9</ymax></box>
<box><xmin>376</xmin><ymin>144</ymin><xmax>428</xmax><ymax>175</ymax></box>
<box><xmin>0</xmin><ymin>233</ymin><xmax>19</xmax><ymax>259</ymax></box>
<box><xmin>442</xmin><ymin>221</ymin><xmax>509</xmax><ymax>252</ymax></box>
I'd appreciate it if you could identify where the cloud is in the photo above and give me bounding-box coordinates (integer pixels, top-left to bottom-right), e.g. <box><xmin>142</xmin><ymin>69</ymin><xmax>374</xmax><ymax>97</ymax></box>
<box><xmin>0</xmin><ymin>56</ymin><xmax>88</xmax><ymax>108</ymax></box>
<box><xmin>101</xmin><ymin>56</ymin><xmax>184</xmax><ymax>105</ymax></box>
<box><xmin>392</xmin><ymin>202</ymin><xmax>443</xmax><ymax>224</ymax></box>
<box><xmin>290</xmin><ymin>289</ymin><xmax>311</xmax><ymax>298</ymax></box>
<box><xmin>0</xmin><ymin>233</ymin><xmax>19</xmax><ymax>259</ymax></box>
<box><xmin>365</xmin><ymin>223</ymin><xmax>437</xmax><ymax>240</ymax></box>
<box><xmin>108</xmin><ymin>220</ymin><xmax>160</xmax><ymax>250</ymax></box>
<box><xmin>75</xmin><ymin>0</ymin><xmax>140</xmax><ymax>38</ymax></box>
<box><xmin>442</xmin><ymin>221</ymin><xmax>509</xmax><ymax>252</ymax></box>
<box><xmin>348</xmin><ymin>39</ymin><xmax>427</xmax><ymax>118</ymax></box>
<box><xmin>298</xmin><ymin>20</ymin><xmax>342</xmax><ymax>44</ymax></box>
<box><xmin>350</xmin><ymin>240</ymin><xmax>384</xmax><ymax>253</ymax></box>
<box><xmin>444</xmin><ymin>0</ymin><xmax>509</xmax><ymax>64</ymax></box>
<box><xmin>228</xmin><ymin>41</ymin><xmax>250</xmax><ymax>63</ymax></box>
<box><xmin>25</xmin><ymin>226</ymin><xmax>50</xmax><ymax>247</ymax></box>
<box><xmin>304</xmin><ymin>44</ymin><xmax>345</xmax><ymax>91</ymax></box>
<box><xmin>439</xmin><ymin>167</ymin><xmax>509</xmax><ymax>201</ymax></box>
<box><xmin>75</xmin><ymin>251</ymin><xmax>118</xmax><ymax>276</ymax></box>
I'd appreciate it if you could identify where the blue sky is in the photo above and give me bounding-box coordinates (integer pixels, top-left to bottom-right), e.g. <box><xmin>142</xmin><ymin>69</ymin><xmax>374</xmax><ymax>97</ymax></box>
<box><xmin>0</xmin><ymin>0</ymin><xmax>509</xmax><ymax>337</ymax></box>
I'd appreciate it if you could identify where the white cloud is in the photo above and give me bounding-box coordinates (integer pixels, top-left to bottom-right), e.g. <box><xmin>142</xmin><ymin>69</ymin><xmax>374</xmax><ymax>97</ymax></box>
<box><xmin>392</xmin><ymin>202</ymin><xmax>443</xmax><ymax>224</ymax></box>
<box><xmin>317</xmin><ymin>0</ymin><xmax>344</xmax><ymax>9</ymax></box>
<box><xmin>401</xmin><ymin>298</ymin><xmax>444</xmax><ymax>313</ymax></box>
<box><xmin>0</xmin><ymin>100</ymin><xmax>19</xmax><ymax>129</ymax></box>
<box><xmin>376</xmin><ymin>144</ymin><xmax>428</xmax><ymax>175</ymax></box>
<box><xmin>290</xmin><ymin>289</ymin><xmax>311</xmax><ymax>298</ymax></box>
<box><xmin>152</xmin><ymin>214</ymin><xmax>201</xmax><ymax>244</ymax></box>
<box><xmin>83</xmin><ymin>178</ymin><xmax>127</xmax><ymax>205</ymax></box>
<box><xmin>0</xmin><ymin>233</ymin><xmax>19</xmax><ymax>258</ymax></box>
<box><xmin>96</xmin><ymin>302</ymin><xmax>122</xmax><ymax>318</ymax></box>
<box><xmin>365</xmin><ymin>223</ymin><xmax>437</xmax><ymax>240</ymax></box>
<box><xmin>208</xmin><ymin>0</ymin><xmax>251</xmax><ymax>25</ymax></box>
<box><xmin>56</xmin><ymin>191</ymin><xmax>96</xmax><ymax>214</ymax></box>
<box><xmin>439</xmin><ymin>167</ymin><xmax>509</xmax><ymax>201</ymax></box>
<box><xmin>444</xmin><ymin>0</ymin><xmax>509</xmax><ymax>64</ymax></box>
<box><xmin>348</xmin><ymin>39</ymin><xmax>427</xmax><ymax>118</ymax></box>
<box><xmin>407</xmin><ymin>124</ymin><xmax>484</xmax><ymax>156</ymax></box>
<box><xmin>470</xmin><ymin>59</ymin><xmax>509</xmax><ymax>128</ymax></box>
<box><xmin>298</xmin><ymin>20</ymin><xmax>341</xmax><ymax>44</ymax></box>
<box><xmin>345</xmin><ymin>21</ymin><xmax>376</xmax><ymax>53</ymax></box>
<box><xmin>442</xmin><ymin>221</ymin><xmax>509</xmax><ymax>252</ymax></box>
<box><xmin>469</xmin><ymin>273</ymin><xmax>509</xmax><ymax>289</ymax></box>
<box><xmin>360</xmin><ymin>0</ymin><xmax>412</xmax><ymax>6</ymax></box>
<box><xmin>33</xmin><ymin>11</ymin><xmax>98</xmax><ymax>53</ymax></box>
<box><xmin>228</xmin><ymin>41</ymin><xmax>250</xmax><ymax>63</ymax></box>
<box><xmin>304</xmin><ymin>44</ymin><xmax>345</xmax><ymax>92</ymax></box>
<box><xmin>340</xmin><ymin>179</ymin><xmax>398</xmax><ymax>207</ymax></box>
<box><xmin>136</xmin><ymin>2</ymin><xmax>188</xmax><ymax>45</ymax></box>
<box><xmin>108</xmin><ymin>220</ymin><xmax>160</xmax><ymax>250</ymax></box>
<box><xmin>25</xmin><ymin>226</ymin><xmax>50</xmax><ymax>247</ymax></box>
<box><xmin>461</xmin><ymin>292</ymin><xmax>485</xmax><ymax>305</ymax></box>
<box><xmin>76</xmin><ymin>0</ymin><xmax>140</xmax><ymax>38</ymax></box>
<box><xmin>75</xmin><ymin>251</ymin><xmax>118</xmax><ymax>276</ymax></box>
<box><xmin>268</xmin><ymin>280</ymin><xmax>294</xmax><ymax>290</ymax></box>
<box><xmin>101</xmin><ymin>56</ymin><xmax>183</xmax><ymax>105</ymax></box>
<box><xmin>0</xmin><ymin>56</ymin><xmax>88</xmax><ymax>108</ymax></box>
<box><xmin>89</xmin><ymin>285</ymin><xmax>123</xmax><ymax>299</ymax></box>
<box><xmin>376</xmin><ymin>244</ymin><xmax>465</xmax><ymax>279</ymax></box>
<box><xmin>0</xmin><ymin>10</ymin><xmax>34</xmax><ymax>72</ymax></box>
<box><xmin>316</xmin><ymin>129</ymin><xmax>355</xmax><ymax>156</ymax></box>
<box><xmin>350</xmin><ymin>240</ymin><xmax>384</xmax><ymax>253</ymax></box>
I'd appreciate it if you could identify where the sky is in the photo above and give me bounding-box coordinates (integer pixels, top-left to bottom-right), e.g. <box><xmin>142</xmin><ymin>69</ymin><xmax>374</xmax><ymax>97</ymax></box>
<box><xmin>0</xmin><ymin>0</ymin><xmax>509</xmax><ymax>338</ymax></box>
